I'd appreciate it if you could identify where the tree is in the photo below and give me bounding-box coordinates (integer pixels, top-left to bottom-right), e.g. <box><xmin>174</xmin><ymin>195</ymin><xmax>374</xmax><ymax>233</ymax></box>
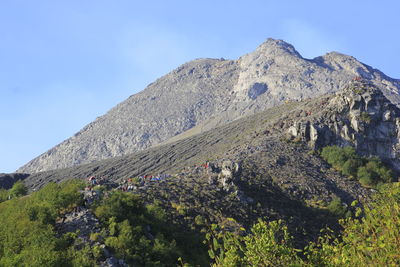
<box><xmin>9</xmin><ymin>181</ymin><xmax>27</xmax><ymax>198</ymax></box>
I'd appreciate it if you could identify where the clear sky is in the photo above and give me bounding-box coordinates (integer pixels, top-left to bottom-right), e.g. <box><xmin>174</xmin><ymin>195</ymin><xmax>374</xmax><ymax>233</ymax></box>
<box><xmin>1</xmin><ymin>0</ymin><xmax>399</xmax><ymax>173</ymax></box>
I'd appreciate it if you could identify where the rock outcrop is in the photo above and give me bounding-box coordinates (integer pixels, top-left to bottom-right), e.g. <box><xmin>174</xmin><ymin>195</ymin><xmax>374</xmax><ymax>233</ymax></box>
<box><xmin>208</xmin><ymin>160</ymin><xmax>241</xmax><ymax>191</ymax></box>
<box><xmin>287</xmin><ymin>79</ymin><xmax>400</xmax><ymax>171</ymax></box>
<box><xmin>18</xmin><ymin>39</ymin><xmax>400</xmax><ymax>173</ymax></box>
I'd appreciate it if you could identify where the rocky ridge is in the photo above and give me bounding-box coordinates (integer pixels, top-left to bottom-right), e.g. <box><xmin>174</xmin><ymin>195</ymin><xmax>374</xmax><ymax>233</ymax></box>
<box><xmin>287</xmin><ymin>79</ymin><xmax>400</xmax><ymax>171</ymax></box>
<box><xmin>6</xmin><ymin>80</ymin><xmax>395</xmax><ymax>247</ymax></box>
<box><xmin>18</xmin><ymin>39</ymin><xmax>400</xmax><ymax>173</ymax></box>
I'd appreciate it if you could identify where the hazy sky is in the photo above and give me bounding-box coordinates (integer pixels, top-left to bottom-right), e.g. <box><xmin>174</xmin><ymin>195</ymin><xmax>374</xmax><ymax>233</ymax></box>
<box><xmin>1</xmin><ymin>0</ymin><xmax>399</xmax><ymax>173</ymax></box>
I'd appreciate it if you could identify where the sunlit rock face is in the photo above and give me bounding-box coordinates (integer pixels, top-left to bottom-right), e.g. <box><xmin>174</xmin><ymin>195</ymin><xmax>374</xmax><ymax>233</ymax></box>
<box><xmin>287</xmin><ymin>80</ymin><xmax>400</xmax><ymax>171</ymax></box>
<box><xmin>18</xmin><ymin>38</ymin><xmax>400</xmax><ymax>173</ymax></box>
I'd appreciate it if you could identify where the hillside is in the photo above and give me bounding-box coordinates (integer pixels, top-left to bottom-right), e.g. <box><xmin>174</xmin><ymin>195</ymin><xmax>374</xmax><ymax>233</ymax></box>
<box><xmin>2</xmin><ymin>79</ymin><xmax>400</xmax><ymax>266</ymax></box>
<box><xmin>18</xmin><ymin>38</ymin><xmax>400</xmax><ymax>173</ymax></box>
<box><xmin>15</xmin><ymin>80</ymin><xmax>395</xmax><ymax>242</ymax></box>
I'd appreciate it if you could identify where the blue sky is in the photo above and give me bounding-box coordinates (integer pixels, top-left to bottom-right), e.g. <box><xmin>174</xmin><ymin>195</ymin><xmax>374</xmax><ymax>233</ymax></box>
<box><xmin>1</xmin><ymin>0</ymin><xmax>399</xmax><ymax>173</ymax></box>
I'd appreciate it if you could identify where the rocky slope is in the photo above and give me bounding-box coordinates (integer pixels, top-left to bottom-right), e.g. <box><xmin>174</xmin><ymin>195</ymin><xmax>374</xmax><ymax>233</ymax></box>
<box><xmin>9</xmin><ymin>80</ymin><xmax>400</xmax><ymax>246</ymax></box>
<box><xmin>18</xmin><ymin>38</ymin><xmax>400</xmax><ymax>173</ymax></box>
<box><xmin>287</xmin><ymin>79</ymin><xmax>400</xmax><ymax>171</ymax></box>
<box><xmin>19</xmin><ymin>80</ymin><xmax>390</xmax><ymax>198</ymax></box>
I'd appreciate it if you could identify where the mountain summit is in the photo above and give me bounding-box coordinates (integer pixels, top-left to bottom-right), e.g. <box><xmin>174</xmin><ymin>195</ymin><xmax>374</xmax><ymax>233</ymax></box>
<box><xmin>18</xmin><ymin>38</ymin><xmax>400</xmax><ymax>173</ymax></box>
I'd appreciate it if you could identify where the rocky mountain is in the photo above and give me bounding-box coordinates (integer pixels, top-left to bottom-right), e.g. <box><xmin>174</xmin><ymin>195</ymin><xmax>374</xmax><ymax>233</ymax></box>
<box><xmin>18</xmin><ymin>38</ymin><xmax>400</xmax><ymax>173</ymax></box>
<box><xmin>21</xmin><ymin>79</ymin><xmax>392</xmax><ymax>197</ymax></box>
<box><xmin>6</xmin><ymin>79</ymin><xmax>400</xmax><ymax>252</ymax></box>
<box><xmin>12</xmin><ymin>80</ymin><xmax>394</xmax><ymax>246</ymax></box>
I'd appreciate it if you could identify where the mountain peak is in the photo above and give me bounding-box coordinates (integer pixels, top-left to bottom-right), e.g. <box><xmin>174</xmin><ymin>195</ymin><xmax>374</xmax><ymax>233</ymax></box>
<box><xmin>17</xmin><ymin>38</ymin><xmax>400</xmax><ymax>173</ymax></box>
<box><xmin>255</xmin><ymin>38</ymin><xmax>302</xmax><ymax>57</ymax></box>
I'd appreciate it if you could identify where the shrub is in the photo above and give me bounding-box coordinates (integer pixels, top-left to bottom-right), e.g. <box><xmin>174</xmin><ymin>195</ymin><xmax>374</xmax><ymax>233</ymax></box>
<box><xmin>326</xmin><ymin>197</ymin><xmax>347</xmax><ymax>218</ymax></box>
<box><xmin>9</xmin><ymin>181</ymin><xmax>27</xmax><ymax>198</ymax></box>
<box><xmin>94</xmin><ymin>191</ymin><xmax>145</xmax><ymax>223</ymax></box>
<box><xmin>341</xmin><ymin>158</ymin><xmax>362</xmax><ymax>178</ymax></box>
<box><xmin>357</xmin><ymin>166</ymin><xmax>376</xmax><ymax>187</ymax></box>
<box><xmin>206</xmin><ymin>219</ymin><xmax>302</xmax><ymax>266</ymax></box>
<box><xmin>0</xmin><ymin>189</ymin><xmax>9</xmax><ymax>203</ymax></box>
<box><xmin>321</xmin><ymin>146</ymin><xmax>393</xmax><ymax>188</ymax></box>
<box><xmin>321</xmin><ymin>146</ymin><xmax>355</xmax><ymax>169</ymax></box>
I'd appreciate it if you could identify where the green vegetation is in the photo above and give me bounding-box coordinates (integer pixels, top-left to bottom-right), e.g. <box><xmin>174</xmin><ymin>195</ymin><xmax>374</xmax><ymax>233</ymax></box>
<box><xmin>93</xmin><ymin>191</ymin><xmax>208</xmax><ymax>266</ymax></box>
<box><xmin>205</xmin><ymin>219</ymin><xmax>302</xmax><ymax>267</ymax></box>
<box><xmin>9</xmin><ymin>180</ymin><xmax>27</xmax><ymax>198</ymax></box>
<box><xmin>0</xmin><ymin>148</ymin><xmax>397</xmax><ymax>266</ymax></box>
<box><xmin>207</xmin><ymin>183</ymin><xmax>400</xmax><ymax>266</ymax></box>
<box><xmin>326</xmin><ymin>197</ymin><xmax>348</xmax><ymax>218</ymax></box>
<box><xmin>0</xmin><ymin>179</ymin><xmax>95</xmax><ymax>266</ymax></box>
<box><xmin>321</xmin><ymin>145</ymin><xmax>393</xmax><ymax>187</ymax></box>
<box><xmin>0</xmin><ymin>181</ymin><xmax>28</xmax><ymax>203</ymax></box>
<box><xmin>0</xmin><ymin>180</ymin><xmax>208</xmax><ymax>266</ymax></box>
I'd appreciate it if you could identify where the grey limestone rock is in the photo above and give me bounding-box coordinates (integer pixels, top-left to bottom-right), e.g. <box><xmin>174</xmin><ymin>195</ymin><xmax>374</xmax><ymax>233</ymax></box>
<box><xmin>18</xmin><ymin>38</ymin><xmax>400</xmax><ymax>173</ymax></box>
<box><xmin>287</xmin><ymin>79</ymin><xmax>400</xmax><ymax>171</ymax></box>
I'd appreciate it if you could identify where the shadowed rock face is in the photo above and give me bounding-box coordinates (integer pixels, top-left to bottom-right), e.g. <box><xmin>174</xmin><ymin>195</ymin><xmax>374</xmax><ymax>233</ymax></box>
<box><xmin>0</xmin><ymin>173</ymin><xmax>29</xmax><ymax>189</ymax></box>
<box><xmin>18</xmin><ymin>38</ymin><xmax>400</xmax><ymax>173</ymax></box>
<box><xmin>248</xmin><ymin>83</ymin><xmax>268</xmax><ymax>100</ymax></box>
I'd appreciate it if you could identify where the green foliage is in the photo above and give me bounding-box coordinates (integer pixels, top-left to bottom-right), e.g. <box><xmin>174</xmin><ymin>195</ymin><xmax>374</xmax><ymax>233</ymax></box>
<box><xmin>321</xmin><ymin>145</ymin><xmax>393</xmax><ymax>187</ymax></box>
<box><xmin>208</xmin><ymin>183</ymin><xmax>400</xmax><ymax>266</ymax></box>
<box><xmin>0</xmin><ymin>189</ymin><xmax>9</xmax><ymax>203</ymax></box>
<box><xmin>9</xmin><ymin>180</ymin><xmax>27</xmax><ymax>198</ymax></box>
<box><xmin>206</xmin><ymin>220</ymin><xmax>302</xmax><ymax>267</ymax></box>
<box><xmin>94</xmin><ymin>191</ymin><xmax>145</xmax><ymax>223</ymax></box>
<box><xmin>305</xmin><ymin>182</ymin><xmax>400</xmax><ymax>266</ymax></box>
<box><xmin>0</xmin><ymin>179</ymin><xmax>96</xmax><ymax>266</ymax></box>
<box><xmin>326</xmin><ymin>197</ymin><xmax>347</xmax><ymax>218</ymax></box>
<box><xmin>341</xmin><ymin>158</ymin><xmax>362</xmax><ymax>178</ymax></box>
<box><xmin>94</xmin><ymin>191</ymin><xmax>208</xmax><ymax>266</ymax></box>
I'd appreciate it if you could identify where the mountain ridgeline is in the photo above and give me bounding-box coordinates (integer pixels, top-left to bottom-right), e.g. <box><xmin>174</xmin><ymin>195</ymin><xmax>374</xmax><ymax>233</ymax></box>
<box><xmin>17</xmin><ymin>38</ymin><xmax>400</xmax><ymax>173</ymax></box>
<box><xmin>2</xmin><ymin>39</ymin><xmax>400</xmax><ymax>266</ymax></box>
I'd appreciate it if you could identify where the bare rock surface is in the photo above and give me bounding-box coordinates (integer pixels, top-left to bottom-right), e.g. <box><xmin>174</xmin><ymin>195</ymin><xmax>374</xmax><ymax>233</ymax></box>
<box><xmin>18</xmin><ymin>39</ymin><xmax>400</xmax><ymax>173</ymax></box>
<box><xmin>287</xmin><ymin>79</ymin><xmax>400</xmax><ymax>171</ymax></box>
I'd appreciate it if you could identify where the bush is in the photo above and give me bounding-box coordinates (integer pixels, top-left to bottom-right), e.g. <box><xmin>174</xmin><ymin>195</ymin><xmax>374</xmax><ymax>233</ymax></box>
<box><xmin>0</xmin><ymin>189</ymin><xmax>9</xmax><ymax>203</ymax></box>
<box><xmin>206</xmin><ymin>219</ymin><xmax>302</xmax><ymax>266</ymax></box>
<box><xmin>94</xmin><ymin>191</ymin><xmax>207</xmax><ymax>266</ymax></box>
<box><xmin>9</xmin><ymin>181</ymin><xmax>27</xmax><ymax>198</ymax></box>
<box><xmin>341</xmin><ymin>158</ymin><xmax>362</xmax><ymax>178</ymax></box>
<box><xmin>357</xmin><ymin>166</ymin><xmax>376</xmax><ymax>187</ymax></box>
<box><xmin>326</xmin><ymin>197</ymin><xmax>347</xmax><ymax>218</ymax></box>
<box><xmin>321</xmin><ymin>146</ymin><xmax>350</xmax><ymax>168</ymax></box>
<box><xmin>321</xmin><ymin>146</ymin><xmax>393</xmax><ymax>187</ymax></box>
<box><xmin>94</xmin><ymin>191</ymin><xmax>145</xmax><ymax>223</ymax></box>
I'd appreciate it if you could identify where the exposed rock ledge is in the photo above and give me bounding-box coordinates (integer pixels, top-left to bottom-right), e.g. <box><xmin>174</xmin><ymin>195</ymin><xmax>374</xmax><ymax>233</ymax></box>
<box><xmin>287</xmin><ymin>79</ymin><xmax>400</xmax><ymax>171</ymax></box>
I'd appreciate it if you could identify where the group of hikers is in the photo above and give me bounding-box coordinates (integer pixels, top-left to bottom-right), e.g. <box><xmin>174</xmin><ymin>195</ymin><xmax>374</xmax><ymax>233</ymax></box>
<box><xmin>82</xmin><ymin>161</ymin><xmax>212</xmax><ymax>194</ymax></box>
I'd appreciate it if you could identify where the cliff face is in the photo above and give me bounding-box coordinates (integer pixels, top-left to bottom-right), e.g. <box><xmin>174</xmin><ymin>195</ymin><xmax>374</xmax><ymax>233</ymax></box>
<box><xmin>18</xmin><ymin>38</ymin><xmax>400</xmax><ymax>173</ymax></box>
<box><xmin>288</xmin><ymin>79</ymin><xmax>400</xmax><ymax>171</ymax></box>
